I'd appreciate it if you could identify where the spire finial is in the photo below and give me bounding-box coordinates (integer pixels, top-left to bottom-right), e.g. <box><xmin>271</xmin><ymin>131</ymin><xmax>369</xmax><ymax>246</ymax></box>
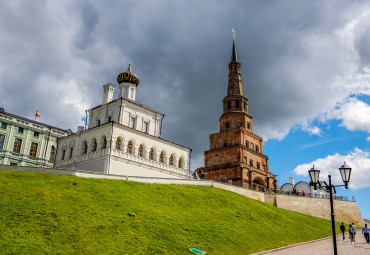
<box><xmin>126</xmin><ymin>64</ymin><xmax>132</xmax><ymax>72</ymax></box>
<box><xmin>231</xmin><ymin>29</ymin><xmax>238</xmax><ymax>62</ymax></box>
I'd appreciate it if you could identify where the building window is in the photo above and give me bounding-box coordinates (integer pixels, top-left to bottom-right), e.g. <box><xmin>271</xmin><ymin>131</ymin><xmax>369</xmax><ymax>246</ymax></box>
<box><xmin>160</xmin><ymin>151</ymin><xmax>165</xmax><ymax>163</ymax></box>
<box><xmin>97</xmin><ymin>119</ymin><xmax>101</xmax><ymax>126</ymax></box>
<box><xmin>127</xmin><ymin>141</ymin><xmax>133</xmax><ymax>154</ymax></box>
<box><xmin>29</xmin><ymin>142</ymin><xmax>38</xmax><ymax>157</ymax></box>
<box><xmin>226</xmin><ymin>122</ymin><xmax>230</xmax><ymax>129</ymax></box>
<box><xmin>143</xmin><ymin>122</ymin><xmax>149</xmax><ymax>133</ymax></box>
<box><xmin>228</xmin><ymin>101</ymin><xmax>231</xmax><ymax>109</ymax></box>
<box><xmin>108</xmin><ymin>116</ymin><xmax>112</xmax><ymax>122</ymax></box>
<box><xmin>245</xmin><ymin>141</ymin><xmax>249</xmax><ymax>147</ymax></box>
<box><xmin>244</xmin><ymin>102</ymin><xmax>246</xmax><ymax>110</ymax></box>
<box><xmin>247</xmin><ymin>122</ymin><xmax>250</xmax><ymax>130</ymax></box>
<box><xmin>149</xmin><ymin>148</ymin><xmax>155</xmax><ymax>160</ymax></box>
<box><xmin>255</xmin><ymin>145</ymin><xmax>259</xmax><ymax>152</ymax></box>
<box><xmin>102</xmin><ymin>136</ymin><xmax>107</xmax><ymax>149</ymax></box>
<box><xmin>18</xmin><ymin>127</ymin><xmax>24</xmax><ymax>134</ymax></box>
<box><xmin>244</xmin><ymin>156</ymin><xmax>247</xmax><ymax>163</ymax></box>
<box><xmin>61</xmin><ymin>149</ymin><xmax>66</xmax><ymax>160</ymax></box>
<box><xmin>13</xmin><ymin>138</ymin><xmax>22</xmax><ymax>153</ymax></box>
<box><xmin>138</xmin><ymin>145</ymin><xmax>144</xmax><ymax>157</ymax></box>
<box><xmin>129</xmin><ymin>117</ymin><xmax>136</xmax><ymax>128</ymax></box>
<box><xmin>82</xmin><ymin>141</ymin><xmax>88</xmax><ymax>154</ymax></box>
<box><xmin>223</xmin><ymin>142</ymin><xmax>227</xmax><ymax>147</ymax></box>
<box><xmin>92</xmin><ymin>139</ymin><xmax>97</xmax><ymax>152</ymax></box>
<box><xmin>116</xmin><ymin>138</ymin><xmax>121</xmax><ymax>150</ymax></box>
<box><xmin>250</xmin><ymin>142</ymin><xmax>254</xmax><ymax>150</ymax></box>
<box><xmin>34</xmin><ymin>131</ymin><xmax>39</xmax><ymax>138</ymax></box>
<box><xmin>257</xmin><ymin>162</ymin><xmax>260</xmax><ymax>169</ymax></box>
<box><xmin>1</xmin><ymin>122</ymin><xmax>7</xmax><ymax>129</ymax></box>
<box><xmin>49</xmin><ymin>146</ymin><xmax>56</xmax><ymax>161</ymax></box>
<box><xmin>249</xmin><ymin>159</ymin><xmax>253</xmax><ymax>167</ymax></box>
<box><xmin>169</xmin><ymin>154</ymin><xmax>174</xmax><ymax>166</ymax></box>
<box><xmin>262</xmin><ymin>164</ymin><xmax>265</xmax><ymax>171</ymax></box>
<box><xmin>178</xmin><ymin>157</ymin><xmax>184</xmax><ymax>168</ymax></box>
<box><xmin>0</xmin><ymin>134</ymin><xmax>5</xmax><ymax>149</ymax></box>
<box><xmin>69</xmin><ymin>148</ymin><xmax>73</xmax><ymax>158</ymax></box>
<box><xmin>236</xmin><ymin>100</ymin><xmax>240</xmax><ymax>108</ymax></box>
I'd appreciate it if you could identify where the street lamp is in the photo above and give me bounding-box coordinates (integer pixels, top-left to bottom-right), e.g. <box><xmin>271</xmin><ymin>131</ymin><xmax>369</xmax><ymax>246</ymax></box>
<box><xmin>308</xmin><ymin>163</ymin><xmax>352</xmax><ymax>255</ymax></box>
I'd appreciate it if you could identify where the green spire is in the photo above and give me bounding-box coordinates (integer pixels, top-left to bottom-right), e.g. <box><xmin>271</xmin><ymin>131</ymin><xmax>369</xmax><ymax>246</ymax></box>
<box><xmin>231</xmin><ymin>29</ymin><xmax>238</xmax><ymax>62</ymax></box>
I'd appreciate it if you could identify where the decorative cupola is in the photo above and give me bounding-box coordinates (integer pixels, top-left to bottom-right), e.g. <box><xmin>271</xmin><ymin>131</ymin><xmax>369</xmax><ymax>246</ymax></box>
<box><xmin>117</xmin><ymin>64</ymin><xmax>140</xmax><ymax>101</ymax></box>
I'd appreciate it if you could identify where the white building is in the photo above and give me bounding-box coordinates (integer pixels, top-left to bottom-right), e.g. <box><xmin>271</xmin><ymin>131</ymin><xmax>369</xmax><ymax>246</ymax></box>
<box><xmin>54</xmin><ymin>64</ymin><xmax>192</xmax><ymax>179</ymax></box>
<box><xmin>280</xmin><ymin>177</ymin><xmax>334</xmax><ymax>198</ymax></box>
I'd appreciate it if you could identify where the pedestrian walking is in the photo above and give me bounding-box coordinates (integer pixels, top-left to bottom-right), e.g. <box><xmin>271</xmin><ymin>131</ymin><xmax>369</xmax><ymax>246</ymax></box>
<box><xmin>340</xmin><ymin>222</ymin><xmax>346</xmax><ymax>240</ymax></box>
<box><xmin>362</xmin><ymin>223</ymin><xmax>370</xmax><ymax>244</ymax></box>
<box><xmin>349</xmin><ymin>224</ymin><xmax>355</xmax><ymax>244</ymax></box>
<box><xmin>352</xmin><ymin>223</ymin><xmax>357</xmax><ymax>244</ymax></box>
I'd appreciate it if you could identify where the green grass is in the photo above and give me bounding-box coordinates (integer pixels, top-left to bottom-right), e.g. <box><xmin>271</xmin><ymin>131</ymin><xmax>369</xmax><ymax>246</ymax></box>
<box><xmin>0</xmin><ymin>169</ymin><xmax>340</xmax><ymax>254</ymax></box>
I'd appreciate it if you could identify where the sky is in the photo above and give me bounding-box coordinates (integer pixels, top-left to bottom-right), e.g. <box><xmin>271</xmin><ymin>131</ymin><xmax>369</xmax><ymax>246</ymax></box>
<box><xmin>0</xmin><ymin>0</ymin><xmax>369</xmax><ymax>219</ymax></box>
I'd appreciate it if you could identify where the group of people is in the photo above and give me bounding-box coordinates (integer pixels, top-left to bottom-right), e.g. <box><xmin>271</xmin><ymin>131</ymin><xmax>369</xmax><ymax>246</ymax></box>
<box><xmin>340</xmin><ymin>222</ymin><xmax>370</xmax><ymax>244</ymax></box>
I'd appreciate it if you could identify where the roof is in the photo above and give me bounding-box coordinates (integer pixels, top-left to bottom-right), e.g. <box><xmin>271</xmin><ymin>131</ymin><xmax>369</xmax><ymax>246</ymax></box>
<box><xmin>0</xmin><ymin>108</ymin><xmax>69</xmax><ymax>133</ymax></box>
<box><xmin>231</xmin><ymin>38</ymin><xmax>238</xmax><ymax>62</ymax></box>
<box><xmin>90</xmin><ymin>97</ymin><xmax>163</xmax><ymax>115</ymax></box>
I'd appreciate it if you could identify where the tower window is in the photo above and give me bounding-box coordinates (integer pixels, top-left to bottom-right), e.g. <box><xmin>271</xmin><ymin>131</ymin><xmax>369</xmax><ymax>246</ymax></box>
<box><xmin>255</xmin><ymin>145</ymin><xmax>259</xmax><ymax>152</ymax></box>
<box><xmin>245</xmin><ymin>141</ymin><xmax>249</xmax><ymax>147</ymax></box>
<box><xmin>249</xmin><ymin>159</ymin><xmax>253</xmax><ymax>167</ymax></box>
<box><xmin>257</xmin><ymin>162</ymin><xmax>260</xmax><ymax>169</ymax></box>
<box><xmin>247</xmin><ymin>122</ymin><xmax>251</xmax><ymax>130</ymax></box>
<box><xmin>69</xmin><ymin>147</ymin><xmax>73</xmax><ymax>158</ymax></box>
<box><xmin>228</xmin><ymin>101</ymin><xmax>231</xmax><ymax>109</ymax></box>
<box><xmin>236</xmin><ymin>100</ymin><xmax>239</xmax><ymax>108</ymax></box>
<box><xmin>226</xmin><ymin>122</ymin><xmax>230</xmax><ymax>128</ymax></box>
<box><xmin>223</xmin><ymin>142</ymin><xmax>227</xmax><ymax>147</ymax></box>
<box><xmin>108</xmin><ymin>116</ymin><xmax>111</xmax><ymax>122</ymax></box>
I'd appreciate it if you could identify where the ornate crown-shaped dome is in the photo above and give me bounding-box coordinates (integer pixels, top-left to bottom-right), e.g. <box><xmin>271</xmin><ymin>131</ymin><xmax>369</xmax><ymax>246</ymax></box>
<box><xmin>117</xmin><ymin>64</ymin><xmax>140</xmax><ymax>86</ymax></box>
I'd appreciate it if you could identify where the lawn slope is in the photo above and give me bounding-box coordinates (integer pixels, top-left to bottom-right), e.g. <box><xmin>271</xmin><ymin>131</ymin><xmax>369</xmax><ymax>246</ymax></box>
<box><xmin>0</xmin><ymin>169</ymin><xmax>339</xmax><ymax>254</ymax></box>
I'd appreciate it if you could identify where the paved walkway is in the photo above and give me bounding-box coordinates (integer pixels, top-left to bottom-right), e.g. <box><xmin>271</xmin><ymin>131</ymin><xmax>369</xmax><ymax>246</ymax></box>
<box><xmin>252</xmin><ymin>234</ymin><xmax>370</xmax><ymax>255</ymax></box>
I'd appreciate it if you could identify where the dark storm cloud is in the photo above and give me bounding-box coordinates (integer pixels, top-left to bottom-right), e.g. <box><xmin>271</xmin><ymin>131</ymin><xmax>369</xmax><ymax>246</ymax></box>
<box><xmin>1</xmin><ymin>0</ymin><xmax>370</xmax><ymax>169</ymax></box>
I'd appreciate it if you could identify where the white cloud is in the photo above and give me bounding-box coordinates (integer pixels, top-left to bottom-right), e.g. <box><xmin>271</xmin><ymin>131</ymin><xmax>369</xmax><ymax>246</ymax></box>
<box><xmin>293</xmin><ymin>148</ymin><xmax>370</xmax><ymax>189</ymax></box>
<box><xmin>302</xmin><ymin>126</ymin><xmax>322</xmax><ymax>136</ymax></box>
<box><xmin>327</xmin><ymin>98</ymin><xmax>370</xmax><ymax>133</ymax></box>
<box><xmin>367</xmin><ymin>136</ymin><xmax>370</xmax><ymax>142</ymax></box>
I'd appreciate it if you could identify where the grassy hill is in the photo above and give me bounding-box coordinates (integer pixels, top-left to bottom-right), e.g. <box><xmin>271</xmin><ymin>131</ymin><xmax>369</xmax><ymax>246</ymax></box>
<box><xmin>0</xmin><ymin>169</ymin><xmax>340</xmax><ymax>254</ymax></box>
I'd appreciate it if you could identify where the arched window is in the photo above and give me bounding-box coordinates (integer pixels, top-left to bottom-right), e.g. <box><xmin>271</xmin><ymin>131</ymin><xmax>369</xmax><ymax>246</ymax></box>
<box><xmin>169</xmin><ymin>154</ymin><xmax>175</xmax><ymax>166</ymax></box>
<box><xmin>92</xmin><ymin>139</ymin><xmax>97</xmax><ymax>152</ymax></box>
<box><xmin>116</xmin><ymin>138</ymin><xmax>121</xmax><ymax>150</ymax></box>
<box><xmin>138</xmin><ymin>145</ymin><xmax>144</xmax><ymax>157</ymax></box>
<box><xmin>160</xmin><ymin>151</ymin><xmax>166</xmax><ymax>163</ymax></box>
<box><xmin>149</xmin><ymin>148</ymin><xmax>155</xmax><ymax>160</ymax></box>
<box><xmin>178</xmin><ymin>157</ymin><xmax>184</xmax><ymax>169</ymax></box>
<box><xmin>236</xmin><ymin>100</ymin><xmax>239</xmax><ymax>108</ymax></box>
<box><xmin>127</xmin><ymin>141</ymin><xmax>133</xmax><ymax>154</ymax></box>
<box><xmin>49</xmin><ymin>145</ymin><xmax>56</xmax><ymax>161</ymax></box>
<box><xmin>82</xmin><ymin>141</ymin><xmax>88</xmax><ymax>154</ymax></box>
<box><xmin>102</xmin><ymin>136</ymin><xmax>107</xmax><ymax>149</ymax></box>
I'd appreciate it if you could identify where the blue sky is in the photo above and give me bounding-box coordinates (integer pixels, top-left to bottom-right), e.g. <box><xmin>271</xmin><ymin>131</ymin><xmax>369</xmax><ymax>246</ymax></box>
<box><xmin>265</xmin><ymin>112</ymin><xmax>370</xmax><ymax>218</ymax></box>
<box><xmin>0</xmin><ymin>1</ymin><xmax>369</xmax><ymax>219</ymax></box>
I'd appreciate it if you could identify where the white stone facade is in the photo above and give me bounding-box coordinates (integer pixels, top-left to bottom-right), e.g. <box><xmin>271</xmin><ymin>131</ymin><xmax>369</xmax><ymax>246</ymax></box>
<box><xmin>55</xmin><ymin>65</ymin><xmax>192</xmax><ymax>179</ymax></box>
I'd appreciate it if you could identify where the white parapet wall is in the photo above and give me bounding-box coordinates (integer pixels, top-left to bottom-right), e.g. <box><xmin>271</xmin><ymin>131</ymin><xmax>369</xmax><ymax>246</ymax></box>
<box><xmin>0</xmin><ymin>164</ymin><xmax>364</xmax><ymax>225</ymax></box>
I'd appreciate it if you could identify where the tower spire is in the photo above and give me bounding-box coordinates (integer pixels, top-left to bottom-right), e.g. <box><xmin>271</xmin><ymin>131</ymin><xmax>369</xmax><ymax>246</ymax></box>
<box><xmin>231</xmin><ymin>28</ymin><xmax>238</xmax><ymax>62</ymax></box>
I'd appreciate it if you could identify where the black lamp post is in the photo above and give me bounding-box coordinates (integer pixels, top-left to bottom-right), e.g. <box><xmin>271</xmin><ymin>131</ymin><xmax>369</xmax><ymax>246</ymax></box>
<box><xmin>308</xmin><ymin>163</ymin><xmax>352</xmax><ymax>255</ymax></box>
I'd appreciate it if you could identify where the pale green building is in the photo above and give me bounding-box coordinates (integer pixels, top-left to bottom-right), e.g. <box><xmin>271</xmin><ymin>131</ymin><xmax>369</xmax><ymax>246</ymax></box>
<box><xmin>0</xmin><ymin>108</ymin><xmax>70</xmax><ymax>167</ymax></box>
